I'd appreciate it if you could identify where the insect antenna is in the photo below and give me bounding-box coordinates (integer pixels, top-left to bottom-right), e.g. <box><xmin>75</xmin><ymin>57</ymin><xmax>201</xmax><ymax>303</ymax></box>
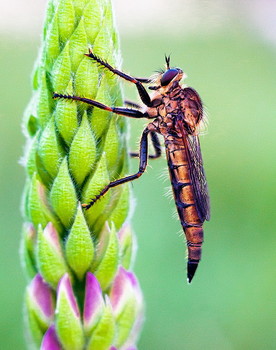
<box><xmin>165</xmin><ymin>54</ymin><xmax>171</xmax><ymax>69</ymax></box>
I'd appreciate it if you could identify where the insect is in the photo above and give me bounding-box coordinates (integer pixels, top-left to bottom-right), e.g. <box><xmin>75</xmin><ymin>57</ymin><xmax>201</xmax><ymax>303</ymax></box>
<box><xmin>54</xmin><ymin>50</ymin><xmax>210</xmax><ymax>283</ymax></box>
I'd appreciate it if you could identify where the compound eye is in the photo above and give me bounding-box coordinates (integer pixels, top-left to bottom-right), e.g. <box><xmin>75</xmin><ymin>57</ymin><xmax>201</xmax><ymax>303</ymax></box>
<box><xmin>160</xmin><ymin>69</ymin><xmax>178</xmax><ymax>86</ymax></box>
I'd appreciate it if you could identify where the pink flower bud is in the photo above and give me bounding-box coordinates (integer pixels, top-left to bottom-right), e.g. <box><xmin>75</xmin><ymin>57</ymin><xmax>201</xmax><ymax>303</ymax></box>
<box><xmin>41</xmin><ymin>325</ymin><xmax>62</xmax><ymax>350</ymax></box>
<box><xmin>83</xmin><ymin>272</ymin><xmax>105</xmax><ymax>335</ymax></box>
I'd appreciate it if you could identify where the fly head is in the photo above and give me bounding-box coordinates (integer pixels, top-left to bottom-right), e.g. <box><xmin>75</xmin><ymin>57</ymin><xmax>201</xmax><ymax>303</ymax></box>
<box><xmin>149</xmin><ymin>56</ymin><xmax>186</xmax><ymax>93</ymax></box>
<box><xmin>160</xmin><ymin>68</ymin><xmax>181</xmax><ymax>86</ymax></box>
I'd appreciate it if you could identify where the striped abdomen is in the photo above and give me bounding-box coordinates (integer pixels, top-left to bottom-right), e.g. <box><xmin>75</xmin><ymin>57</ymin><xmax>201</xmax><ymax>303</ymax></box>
<box><xmin>165</xmin><ymin>137</ymin><xmax>204</xmax><ymax>282</ymax></box>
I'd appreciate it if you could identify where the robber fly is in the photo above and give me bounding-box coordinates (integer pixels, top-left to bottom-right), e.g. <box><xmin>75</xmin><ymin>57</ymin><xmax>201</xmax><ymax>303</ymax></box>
<box><xmin>54</xmin><ymin>50</ymin><xmax>210</xmax><ymax>283</ymax></box>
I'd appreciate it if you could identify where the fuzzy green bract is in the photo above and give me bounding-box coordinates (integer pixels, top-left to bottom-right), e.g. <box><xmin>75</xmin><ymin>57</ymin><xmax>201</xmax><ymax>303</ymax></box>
<box><xmin>21</xmin><ymin>0</ymin><xmax>144</xmax><ymax>349</ymax></box>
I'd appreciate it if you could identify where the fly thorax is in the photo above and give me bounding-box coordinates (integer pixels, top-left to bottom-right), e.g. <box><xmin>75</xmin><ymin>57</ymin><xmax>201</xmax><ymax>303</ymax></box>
<box><xmin>146</xmin><ymin>94</ymin><xmax>163</xmax><ymax>118</ymax></box>
<box><xmin>181</xmin><ymin>98</ymin><xmax>202</xmax><ymax>135</ymax></box>
<box><xmin>158</xmin><ymin>82</ymin><xmax>178</xmax><ymax>96</ymax></box>
<box><xmin>147</xmin><ymin>106</ymin><xmax>159</xmax><ymax>118</ymax></box>
<box><xmin>155</xmin><ymin>115</ymin><xmax>175</xmax><ymax>137</ymax></box>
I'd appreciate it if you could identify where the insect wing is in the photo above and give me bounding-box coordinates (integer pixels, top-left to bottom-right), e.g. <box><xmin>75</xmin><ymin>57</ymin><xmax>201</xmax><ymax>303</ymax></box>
<box><xmin>186</xmin><ymin>135</ymin><xmax>210</xmax><ymax>221</ymax></box>
<box><xmin>176</xmin><ymin>118</ymin><xmax>210</xmax><ymax>222</ymax></box>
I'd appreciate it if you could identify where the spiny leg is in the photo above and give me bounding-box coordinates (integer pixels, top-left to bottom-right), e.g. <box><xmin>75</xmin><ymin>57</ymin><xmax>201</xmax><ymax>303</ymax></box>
<box><xmin>123</xmin><ymin>101</ymin><xmax>161</xmax><ymax>159</ymax></box>
<box><xmin>135</xmin><ymin>78</ymin><xmax>152</xmax><ymax>83</ymax></box>
<box><xmin>83</xmin><ymin>127</ymin><xmax>151</xmax><ymax>210</ymax></box>
<box><xmin>85</xmin><ymin>50</ymin><xmax>152</xmax><ymax>107</ymax></box>
<box><xmin>124</xmin><ymin>100</ymin><xmax>142</xmax><ymax>109</ymax></box>
<box><xmin>130</xmin><ymin>131</ymin><xmax>162</xmax><ymax>159</ymax></box>
<box><xmin>86</xmin><ymin>50</ymin><xmax>151</xmax><ymax>84</ymax></box>
<box><xmin>53</xmin><ymin>93</ymin><xmax>149</xmax><ymax>119</ymax></box>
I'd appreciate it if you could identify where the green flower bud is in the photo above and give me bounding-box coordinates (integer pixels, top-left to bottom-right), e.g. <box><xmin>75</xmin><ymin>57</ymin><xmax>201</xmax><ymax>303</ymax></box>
<box><xmin>82</xmin><ymin>153</ymin><xmax>111</xmax><ymax>229</ymax></box>
<box><xmin>27</xmin><ymin>174</ymin><xmax>61</xmax><ymax>231</ymax></box>
<box><xmin>93</xmin><ymin>222</ymin><xmax>119</xmax><ymax>291</ymax></box>
<box><xmin>86</xmin><ymin>297</ymin><xmax>115</xmax><ymax>350</ymax></box>
<box><xmin>56</xmin><ymin>274</ymin><xmax>85</xmax><ymax>349</ymax></box>
<box><xmin>74</xmin><ymin>56</ymin><xmax>99</xmax><ymax>99</ymax></box>
<box><xmin>55</xmin><ymin>98</ymin><xmax>78</xmax><ymax>146</ymax></box>
<box><xmin>57</xmin><ymin>0</ymin><xmax>75</xmax><ymax>42</ymax></box>
<box><xmin>109</xmin><ymin>185</ymin><xmax>130</xmax><ymax>231</ymax></box>
<box><xmin>27</xmin><ymin>174</ymin><xmax>49</xmax><ymax>228</ymax></box>
<box><xmin>38</xmin><ymin>117</ymin><xmax>64</xmax><ymax>179</ymax></box>
<box><xmin>37</xmin><ymin>223</ymin><xmax>70</xmax><ymax>288</ymax></box>
<box><xmin>110</xmin><ymin>267</ymin><xmax>144</xmax><ymax>348</ymax></box>
<box><xmin>68</xmin><ymin>112</ymin><xmax>97</xmax><ymax>186</ymax></box>
<box><xmin>49</xmin><ymin>157</ymin><xmax>78</xmax><ymax>228</ymax></box>
<box><xmin>26</xmin><ymin>133</ymin><xmax>39</xmax><ymax>176</ymax></box>
<box><xmin>52</xmin><ymin>43</ymin><xmax>72</xmax><ymax>92</ymax></box>
<box><xmin>118</xmin><ymin>224</ymin><xmax>136</xmax><ymax>270</ymax></box>
<box><xmin>21</xmin><ymin>223</ymin><xmax>37</xmax><ymax>278</ymax></box>
<box><xmin>66</xmin><ymin>204</ymin><xmax>95</xmax><ymax>280</ymax></box>
<box><xmin>90</xmin><ymin>78</ymin><xmax>113</xmax><ymax>139</ymax></box>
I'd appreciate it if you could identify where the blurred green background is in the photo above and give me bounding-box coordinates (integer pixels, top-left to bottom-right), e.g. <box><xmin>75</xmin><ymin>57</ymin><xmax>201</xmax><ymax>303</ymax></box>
<box><xmin>1</xmin><ymin>1</ymin><xmax>276</xmax><ymax>349</ymax></box>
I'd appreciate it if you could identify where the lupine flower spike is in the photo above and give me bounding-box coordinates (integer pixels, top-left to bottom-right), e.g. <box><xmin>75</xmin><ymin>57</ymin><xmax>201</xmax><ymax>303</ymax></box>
<box><xmin>21</xmin><ymin>0</ymin><xmax>144</xmax><ymax>348</ymax></box>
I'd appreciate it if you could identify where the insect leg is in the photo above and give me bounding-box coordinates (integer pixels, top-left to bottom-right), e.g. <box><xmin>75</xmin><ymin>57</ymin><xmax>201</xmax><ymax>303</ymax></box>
<box><xmin>123</xmin><ymin>102</ymin><xmax>161</xmax><ymax>158</ymax></box>
<box><xmin>53</xmin><ymin>93</ymin><xmax>149</xmax><ymax>119</ymax></box>
<box><xmin>83</xmin><ymin>127</ymin><xmax>150</xmax><ymax>210</ymax></box>
<box><xmin>135</xmin><ymin>78</ymin><xmax>151</xmax><ymax>83</ymax></box>
<box><xmin>130</xmin><ymin>131</ymin><xmax>161</xmax><ymax>159</ymax></box>
<box><xmin>124</xmin><ymin>100</ymin><xmax>142</xmax><ymax>109</ymax></box>
<box><xmin>85</xmin><ymin>50</ymin><xmax>152</xmax><ymax>107</ymax></box>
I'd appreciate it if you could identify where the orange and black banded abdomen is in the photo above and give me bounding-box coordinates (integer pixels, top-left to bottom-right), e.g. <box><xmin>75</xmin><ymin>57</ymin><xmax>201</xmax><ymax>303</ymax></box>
<box><xmin>165</xmin><ymin>137</ymin><xmax>204</xmax><ymax>282</ymax></box>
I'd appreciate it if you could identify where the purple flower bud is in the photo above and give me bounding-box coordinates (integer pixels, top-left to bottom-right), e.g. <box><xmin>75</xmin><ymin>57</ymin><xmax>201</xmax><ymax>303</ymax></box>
<box><xmin>27</xmin><ymin>274</ymin><xmax>54</xmax><ymax>326</ymax></box>
<box><xmin>110</xmin><ymin>267</ymin><xmax>142</xmax><ymax>316</ymax></box>
<box><xmin>110</xmin><ymin>267</ymin><xmax>144</xmax><ymax>348</ymax></box>
<box><xmin>41</xmin><ymin>325</ymin><xmax>62</xmax><ymax>350</ymax></box>
<box><xmin>118</xmin><ymin>223</ymin><xmax>130</xmax><ymax>241</ymax></box>
<box><xmin>44</xmin><ymin>222</ymin><xmax>62</xmax><ymax>253</ymax></box>
<box><xmin>111</xmin><ymin>346</ymin><xmax>137</xmax><ymax>350</ymax></box>
<box><xmin>83</xmin><ymin>272</ymin><xmax>105</xmax><ymax>335</ymax></box>
<box><xmin>24</xmin><ymin>222</ymin><xmax>36</xmax><ymax>246</ymax></box>
<box><xmin>57</xmin><ymin>273</ymin><xmax>79</xmax><ymax>318</ymax></box>
<box><xmin>56</xmin><ymin>274</ymin><xmax>84</xmax><ymax>348</ymax></box>
<box><xmin>21</xmin><ymin>222</ymin><xmax>37</xmax><ymax>277</ymax></box>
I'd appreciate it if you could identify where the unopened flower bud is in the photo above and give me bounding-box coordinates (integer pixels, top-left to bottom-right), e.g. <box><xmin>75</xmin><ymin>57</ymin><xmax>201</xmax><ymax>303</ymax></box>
<box><xmin>110</xmin><ymin>267</ymin><xmax>144</xmax><ymax>348</ymax></box>
<box><xmin>37</xmin><ymin>223</ymin><xmax>69</xmax><ymax>288</ymax></box>
<box><xmin>56</xmin><ymin>274</ymin><xmax>84</xmax><ymax>349</ymax></box>
<box><xmin>41</xmin><ymin>325</ymin><xmax>62</xmax><ymax>350</ymax></box>
<box><xmin>83</xmin><ymin>272</ymin><xmax>105</xmax><ymax>335</ymax></box>
<box><xmin>26</xmin><ymin>274</ymin><xmax>55</xmax><ymax>346</ymax></box>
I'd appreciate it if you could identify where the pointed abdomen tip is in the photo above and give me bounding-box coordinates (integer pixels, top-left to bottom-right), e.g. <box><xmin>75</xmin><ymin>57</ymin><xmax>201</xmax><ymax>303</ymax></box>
<box><xmin>187</xmin><ymin>260</ymin><xmax>199</xmax><ymax>283</ymax></box>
